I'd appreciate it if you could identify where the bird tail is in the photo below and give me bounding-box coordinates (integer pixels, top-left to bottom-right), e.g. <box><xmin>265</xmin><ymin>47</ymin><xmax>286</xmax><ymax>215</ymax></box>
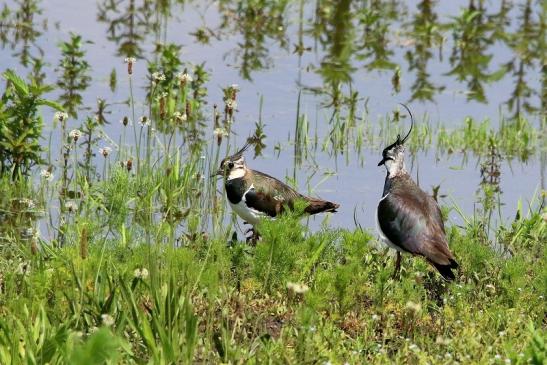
<box><xmin>431</xmin><ymin>258</ymin><xmax>459</xmax><ymax>281</ymax></box>
<box><xmin>304</xmin><ymin>199</ymin><xmax>340</xmax><ymax>215</ymax></box>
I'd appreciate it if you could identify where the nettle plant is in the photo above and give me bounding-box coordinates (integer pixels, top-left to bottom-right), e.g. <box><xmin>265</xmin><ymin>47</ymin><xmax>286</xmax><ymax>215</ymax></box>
<box><xmin>0</xmin><ymin>70</ymin><xmax>61</xmax><ymax>179</ymax></box>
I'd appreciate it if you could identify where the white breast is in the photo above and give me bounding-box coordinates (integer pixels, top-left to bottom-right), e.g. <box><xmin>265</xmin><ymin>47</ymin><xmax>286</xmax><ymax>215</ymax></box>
<box><xmin>229</xmin><ymin>184</ymin><xmax>268</xmax><ymax>226</ymax></box>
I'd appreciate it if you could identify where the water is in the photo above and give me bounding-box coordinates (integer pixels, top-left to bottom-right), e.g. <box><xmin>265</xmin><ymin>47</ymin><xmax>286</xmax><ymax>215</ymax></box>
<box><xmin>1</xmin><ymin>0</ymin><xmax>544</xmax><ymax>232</ymax></box>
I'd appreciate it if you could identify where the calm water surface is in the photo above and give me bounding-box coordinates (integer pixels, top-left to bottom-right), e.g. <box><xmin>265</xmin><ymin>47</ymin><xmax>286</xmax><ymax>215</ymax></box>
<box><xmin>1</xmin><ymin>0</ymin><xmax>544</xmax><ymax>231</ymax></box>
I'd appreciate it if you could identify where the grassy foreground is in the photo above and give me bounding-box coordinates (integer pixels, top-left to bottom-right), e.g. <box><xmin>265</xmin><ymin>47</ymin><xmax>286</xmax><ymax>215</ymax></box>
<box><xmin>0</xmin><ymin>170</ymin><xmax>545</xmax><ymax>364</ymax></box>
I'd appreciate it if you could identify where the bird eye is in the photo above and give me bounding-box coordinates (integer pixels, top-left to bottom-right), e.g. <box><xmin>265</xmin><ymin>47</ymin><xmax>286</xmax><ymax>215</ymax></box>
<box><xmin>228</xmin><ymin>162</ymin><xmax>234</xmax><ymax>169</ymax></box>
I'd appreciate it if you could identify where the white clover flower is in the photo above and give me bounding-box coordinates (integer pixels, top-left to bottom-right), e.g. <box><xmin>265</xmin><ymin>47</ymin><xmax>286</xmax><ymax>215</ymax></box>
<box><xmin>19</xmin><ymin>198</ymin><xmax>35</xmax><ymax>209</ymax></box>
<box><xmin>69</xmin><ymin>129</ymin><xmax>81</xmax><ymax>142</ymax></box>
<box><xmin>405</xmin><ymin>301</ymin><xmax>422</xmax><ymax>314</ymax></box>
<box><xmin>17</xmin><ymin>261</ymin><xmax>31</xmax><ymax>275</ymax></box>
<box><xmin>214</xmin><ymin>127</ymin><xmax>228</xmax><ymax>138</ymax></box>
<box><xmin>133</xmin><ymin>268</ymin><xmax>149</xmax><ymax>280</ymax></box>
<box><xmin>151</xmin><ymin>72</ymin><xmax>166</xmax><ymax>82</ymax></box>
<box><xmin>139</xmin><ymin>116</ymin><xmax>151</xmax><ymax>126</ymax></box>
<box><xmin>99</xmin><ymin>147</ymin><xmax>112</xmax><ymax>158</ymax></box>
<box><xmin>504</xmin><ymin>359</ymin><xmax>511</xmax><ymax>364</ymax></box>
<box><xmin>176</xmin><ymin>72</ymin><xmax>193</xmax><ymax>83</ymax></box>
<box><xmin>54</xmin><ymin>111</ymin><xmax>69</xmax><ymax>122</ymax></box>
<box><xmin>494</xmin><ymin>354</ymin><xmax>501</xmax><ymax>360</ymax></box>
<box><xmin>409</xmin><ymin>344</ymin><xmax>419</xmax><ymax>351</ymax></box>
<box><xmin>101</xmin><ymin>314</ymin><xmax>115</xmax><ymax>327</ymax></box>
<box><xmin>286</xmin><ymin>281</ymin><xmax>309</xmax><ymax>294</ymax></box>
<box><xmin>40</xmin><ymin>169</ymin><xmax>53</xmax><ymax>181</ymax></box>
<box><xmin>371</xmin><ymin>314</ymin><xmax>380</xmax><ymax>321</ymax></box>
<box><xmin>65</xmin><ymin>200</ymin><xmax>78</xmax><ymax>213</ymax></box>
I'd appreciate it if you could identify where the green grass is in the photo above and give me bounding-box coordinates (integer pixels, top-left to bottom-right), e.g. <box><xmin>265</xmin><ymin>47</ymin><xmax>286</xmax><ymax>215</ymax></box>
<box><xmin>0</xmin><ymin>181</ymin><xmax>545</xmax><ymax>363</ymax></box>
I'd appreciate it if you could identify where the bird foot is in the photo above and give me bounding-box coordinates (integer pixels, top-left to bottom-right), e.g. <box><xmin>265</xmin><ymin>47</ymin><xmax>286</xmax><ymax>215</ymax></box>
<box><xmin>391</xmin><ymin>252</ymin><xmax>402</xmax><ymax>280</ymax></box>
<box><xmin>245</xmin><ymin>228</ymin><xmax>260</xmax><ymax>246</ymax></box>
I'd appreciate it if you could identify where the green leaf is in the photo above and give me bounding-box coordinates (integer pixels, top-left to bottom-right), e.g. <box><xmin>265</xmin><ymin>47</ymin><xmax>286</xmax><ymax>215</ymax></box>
<box><xmin>3</xmin><ymin>70</ymin><xmax>29</xmax><ymax>96</ymax></box>
<box><xmin>36</xmin><ymin>98</ymin><xmax>64</xmax><ymax>111</ymax></box>
<box><xmin>69</xmin><ymin>328</ymin><xmax>123</xmax><ymax>365</ymax></box>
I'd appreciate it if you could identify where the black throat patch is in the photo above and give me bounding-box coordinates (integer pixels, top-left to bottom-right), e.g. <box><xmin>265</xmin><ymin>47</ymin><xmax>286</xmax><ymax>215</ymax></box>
<box><xmin>225</xmin><ymin>177</ymin><xmax>248</xmax><ymax>204</ymax></box>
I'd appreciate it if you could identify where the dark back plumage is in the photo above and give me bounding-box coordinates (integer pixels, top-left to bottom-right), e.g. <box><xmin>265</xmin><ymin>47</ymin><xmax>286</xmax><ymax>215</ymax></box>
<box><xmin>378</xmin><ymin>174</ymin><xmax>458</xmax><ymax>280</ymax></box>
<box><xmin>244</xmin><ymin>169</ymin><xmax>338</xmax><ymax>217</ymax></box>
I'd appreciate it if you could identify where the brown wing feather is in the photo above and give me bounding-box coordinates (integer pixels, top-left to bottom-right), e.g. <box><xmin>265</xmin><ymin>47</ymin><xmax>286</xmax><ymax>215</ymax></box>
<box><xmin>249</xmin><ymin>169</ymin><xmax>339</xmax><ymax>215</ymax></box>
<box><xmin>386</xmin><ymin>175</ymin><xmax>456</xmax><ymax>266</ymax></box>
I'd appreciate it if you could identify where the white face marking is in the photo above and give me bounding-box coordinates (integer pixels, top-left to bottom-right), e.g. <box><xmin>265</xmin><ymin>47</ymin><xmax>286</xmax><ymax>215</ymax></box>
<box><xmin>383</xmin><ymin>147</ymin><xmax>406</xmax><ymax>177</ymax></box>
<box><xmin>226</xmin><ymin>156</ymin><xmax>247</xmax><ymax>180</ymax></box>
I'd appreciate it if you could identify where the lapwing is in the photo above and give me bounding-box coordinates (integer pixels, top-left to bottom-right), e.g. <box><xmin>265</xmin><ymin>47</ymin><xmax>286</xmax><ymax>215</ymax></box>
<box><xmin>376</xmin><ymin>105</ymin><xmax>459</xmax><ymax>281</ymax></box>
<box><xmin>214</xmin><ymin>143</ymin><xmax>339</xmax><ymax>242</ymax></box>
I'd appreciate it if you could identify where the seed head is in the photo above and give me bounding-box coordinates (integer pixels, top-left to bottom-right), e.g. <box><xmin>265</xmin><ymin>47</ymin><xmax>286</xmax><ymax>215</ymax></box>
<box><xmin>65</xmin><ymin>200</ymin><xmax>78</xmax><ymax>213</ymax></box>
<box><xmin>54</xmin><ymin>111</ymin><xmax>69</xmax><ymax>123</ymax></box>
<box><xmin>139</xmin><ymin>116</ymin><xmax>151</xmax><ymax>126</ymax></box>
<box><xmin>120</xmin><ymin>116</ymin><xmax>130</xmax><ymax>126</ymax></box>
<box><xmin>99</xmin><ymin>147</ymin><xmax>112</xmax><ymax>158</ymax></box>
<box><xmin>177</xmin><ymin>72</ymin><xmax>193</xmax><ymax>84</ymax></box>
<box><xmin>173</xmin><ymin>111</ymin><xmax>187</xmax><ymax>123</ymax></box>
<box><xmin>151</xmin><ymin>72</ymin><xmax>166</xmax><ymax>83</ymax></box>
<box><xmin>124</xmin><ymin>57</ymin><xmax>136</xmax><ymax>75</ymax></box>
<box><xmin>226</xmin><ymin>99</ymin><xmax>237</xmax><ymax>110</ymax></box>
<box><xmin>40</xmin><ymin>169</ymin><xmax>53</xmax><ymax>181</ymax></box>
<box><xmin>69</xmin><ymin>129</ymin><xmax>81</xmax><ymax>142</ymax></box>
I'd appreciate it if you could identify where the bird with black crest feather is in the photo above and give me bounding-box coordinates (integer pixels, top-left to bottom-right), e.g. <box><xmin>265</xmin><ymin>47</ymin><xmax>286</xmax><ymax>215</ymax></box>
<box><xmin>376</xmin><ymin>105</ymin><xmax>459</xmax><ymax>281</ymax></box>
<box><xmin>213</xmin><ymin>142</ymin><xmax>339</xmax><ymax>243</ymax></box>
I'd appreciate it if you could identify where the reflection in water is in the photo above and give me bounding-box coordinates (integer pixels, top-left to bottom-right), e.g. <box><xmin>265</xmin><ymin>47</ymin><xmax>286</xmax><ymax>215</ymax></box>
<box><xmin>447</xmin><ymin>0</ymin><xmax>503</xmax><ymax>103</ymax></box>
<box><xmin>405</xmin><ymin>0</ymin><xmax>445</xmax><ymax>101</ymax></box>
<box><xmin>91</xmin><ymin>0</ymin><xmax>545</xmax><ymax>116</ymax></box>
<box><xmin>505</xmin><ymin>0</ymin><xmax>543</xmax><ymax>118</ymax></box>
<box><xmin>217</xmin><ymin>0</ymin><xmax>289</xmax><ymax>80</ymax></box>
<box><xmin>0</xmin><ymin>0</ymin><xmax>44</xmax><ymax>67</ymax></box>
<box><xmin>97</xmin><ymin>0</ymin><xmax>158</xmax><ymax>57</ymax></box>
<box><xmin>357</xmin><ymin>1</ymin><xmax>398</xmax><ymax>71</ymax></box>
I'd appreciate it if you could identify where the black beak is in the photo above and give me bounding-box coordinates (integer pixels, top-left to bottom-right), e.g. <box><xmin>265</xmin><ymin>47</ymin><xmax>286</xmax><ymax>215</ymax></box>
<box><xmin>211</xmin><ymin>169</ymin><xmax>224</xmax><ymax>178</ymax></box>
<box><xmin>378</xmin><ymin>159</ymin><xmax>386</xmax><ymax>166</ymax></box>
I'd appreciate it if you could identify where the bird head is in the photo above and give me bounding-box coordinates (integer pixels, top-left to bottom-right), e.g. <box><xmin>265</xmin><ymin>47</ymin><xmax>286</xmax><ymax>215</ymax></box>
<box><xmin>378</xmin><ymin>104</ymin><xmax>414</xmax><ymax>174</ymax></box>
<box><xmin>213</xmin><ymin>142</ymin><xmax>250</xmax><ymax>180</ymax></box>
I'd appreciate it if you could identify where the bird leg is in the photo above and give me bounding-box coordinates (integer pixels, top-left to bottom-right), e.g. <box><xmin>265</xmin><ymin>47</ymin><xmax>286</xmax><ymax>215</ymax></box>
<box><xmin>245</xmin><ymin>227</ymin><xmax>260</xmax><ymax>246</ymax></box>
<box><xmin>392</xmin><ymin>252</ymin><xmax>402</xmax><ymax>280</ymax></box>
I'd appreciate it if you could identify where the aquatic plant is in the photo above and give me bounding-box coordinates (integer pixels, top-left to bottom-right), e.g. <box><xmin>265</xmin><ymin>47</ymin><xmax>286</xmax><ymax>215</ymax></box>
<box><xmin>56</xmin><ymin>33</ymin><xmax>92</xmax><ymax>118</ymax></box>
<box><xmin>0</xmin><ymin>70</ymin><xmax>61</xmax><ymax>179</ymax></box>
